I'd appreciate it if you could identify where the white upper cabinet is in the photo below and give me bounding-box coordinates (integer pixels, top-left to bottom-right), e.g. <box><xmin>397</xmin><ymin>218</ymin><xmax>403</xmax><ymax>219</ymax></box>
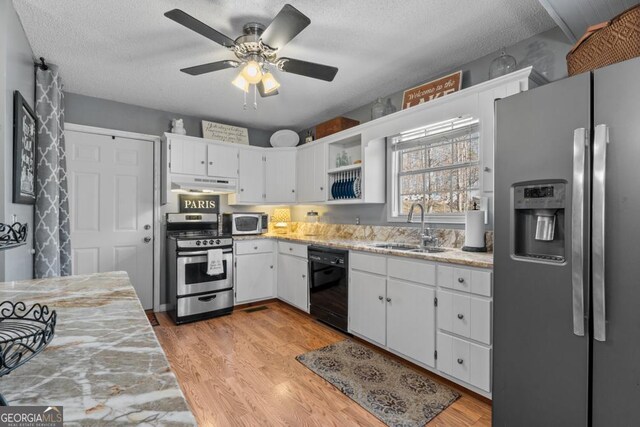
<box><xmin>169</xmin><ymin>138</ymin><xmax>207</xmax><ymax>176</ymax></box>
<box><xmin>232</xmin><ymin>148</ymin><xmax>264</xmax><ymax>204</ymax></box>
<box><xmin>207</xmin><ymin>143</ymin><xmax>238</xmax><ymax>178</ymax></box>
<box><xmin>296</xmin><ymin>142</ymin><xmax>326</xmax><ymax>203</ymax></box>
<box><xmin>265</xmin><ymin>149</ymin><xmax>296</xmax><ymax>203</ymax></box>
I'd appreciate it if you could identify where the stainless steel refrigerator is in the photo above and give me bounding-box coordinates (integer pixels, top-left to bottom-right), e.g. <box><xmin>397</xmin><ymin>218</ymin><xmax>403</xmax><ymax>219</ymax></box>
<box><xmin>493</xmin><ymin>56</ymin><xmax>640</xmax><ymax>426</ymax></box>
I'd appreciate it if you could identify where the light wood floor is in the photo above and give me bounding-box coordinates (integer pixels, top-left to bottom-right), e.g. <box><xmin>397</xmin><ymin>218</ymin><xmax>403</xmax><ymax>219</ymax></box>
<box><xmin>154</xmin><ymin>301</ymin><xmax>491</xmax><ymax>426</ymax></box>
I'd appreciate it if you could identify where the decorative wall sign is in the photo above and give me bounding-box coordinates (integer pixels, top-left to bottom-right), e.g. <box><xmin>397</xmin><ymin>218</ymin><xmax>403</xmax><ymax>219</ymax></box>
<box><xmin>202</xmin><ymin>120</ymin><xmax>249</xmax><ymax>145</ymax></box>
<box><xmin>401</xmin><ymin>71</ymin><xmax>462</xmax><ymax>110</ymax></box>
<box><xmin>178</xmin><ymin>194</ymin><xmax>220</xmax><ymax>214</ymax></box>
<box><xmin>13</xmin><ymin>91</ymin><xmax>37</xmax><ymax>204</ymax></box>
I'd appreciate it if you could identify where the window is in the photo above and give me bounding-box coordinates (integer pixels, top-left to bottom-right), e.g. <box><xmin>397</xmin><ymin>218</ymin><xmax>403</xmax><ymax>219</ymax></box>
<box><xmin>389</xmin><ymin>116</ymin><xmax>480</xmax><ymax>220</ymax></box>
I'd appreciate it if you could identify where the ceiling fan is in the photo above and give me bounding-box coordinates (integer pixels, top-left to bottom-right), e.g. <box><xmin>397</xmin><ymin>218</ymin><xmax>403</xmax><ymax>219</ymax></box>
<box><xmin>164</xmin><ymin>4</ymin><xmax>339</xmax><ymax>101</ymax></box>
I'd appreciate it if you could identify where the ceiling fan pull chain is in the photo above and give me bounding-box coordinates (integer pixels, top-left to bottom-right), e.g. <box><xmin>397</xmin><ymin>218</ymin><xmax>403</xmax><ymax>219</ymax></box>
<box><xmin>253</xmin><ymin>85</ymin><xmax>258</xmax><ymax>110</ymax></box>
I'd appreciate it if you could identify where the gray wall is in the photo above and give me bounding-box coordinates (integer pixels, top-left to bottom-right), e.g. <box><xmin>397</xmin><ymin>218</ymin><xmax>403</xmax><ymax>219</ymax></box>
<box><xmin>65</xmin><ymin>92</ymin><xmax>273</xmax><ymax>147</ymax></box>
<box><xmin>0</xmin><ymin>0</ymin><xmax>36</xmax><ymax>281</ymax></box>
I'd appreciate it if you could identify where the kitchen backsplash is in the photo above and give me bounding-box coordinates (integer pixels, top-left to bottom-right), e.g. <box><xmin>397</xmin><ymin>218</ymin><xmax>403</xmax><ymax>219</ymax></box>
<box><xmin>269</xmin><ymin>222</ymin><xmax>494</xmax><ymax>251</ymax></box>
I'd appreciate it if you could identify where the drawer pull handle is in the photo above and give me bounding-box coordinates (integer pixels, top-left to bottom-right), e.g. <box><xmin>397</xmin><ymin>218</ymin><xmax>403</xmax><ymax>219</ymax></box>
<box><xmin>457</xmin><ymin>313</ymin><xmax>464</xmax><ymax>319</ymax></box>
<box><xmin>289</xmin><ymin>247</ymin><xmax>293</xmax><ymax>251</ymax></box>
<box><xmin>270</xmin><ymin>265</ymin><xmax>274</xmax><ymax>269</ymax></box>
<box><xmin>458</xmin><ymin>277</ymin><xmax>465</xmax><ymax>283</ymax></box>
<box><xmin>378</xmin><ymin>295</ymin><xmax>383</xmax><ymax>301</ymax></box>
<box><xmin>198</xmin><ymin>295</ymin><xmax>217</xmax><ymax>302</ymax></box>
<box><xmin>302</xmin><ymin>274</ymin><xmax>306</xmax><ymax>279</ymax></box>
<box><xmin>254</xmin><ymin>246</ymin><xmax>258</xmax><ymax>250</ymax></box>
<box><xmin>457</xmin><ymin>358</ymin><xmax>464</xmax><ymax>364</ymax></box>
<box><xmin>386</xmin><ymin>297</ymin><xmax>392</xmax><ymax>303</ymax></box>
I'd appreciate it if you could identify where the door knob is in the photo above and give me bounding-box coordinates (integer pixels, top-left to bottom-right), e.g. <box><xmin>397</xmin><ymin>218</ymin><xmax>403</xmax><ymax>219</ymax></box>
<box><xmin>378</xmin><ymin>295</ymin><xmax>383</xmax><ymax>301</ymax></box>
<box><xmin>386</xmin><ymin>297</ymin><xmax>391</xmax><ymax>303</ymax></box>
<box><xmin>143</xmin><ymin>237</ymin><xmax>152</xmax><ymax>243</ymax></box>
<box><xmin>457</xmin><ymin>313</ymin><xmax>464</xmax><ymax>319</ymax></box>
<box><xmin>144</xmin><ymin>224</ymin><xmax>151</xmax><ymax>230</ymax></box>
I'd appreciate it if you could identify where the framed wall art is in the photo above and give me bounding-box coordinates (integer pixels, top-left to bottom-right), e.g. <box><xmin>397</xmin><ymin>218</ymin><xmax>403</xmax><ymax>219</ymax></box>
<box><xmin>13</xmin><ymin>91</ymin><xmax>37</xmax><ymax>204</ymax></box>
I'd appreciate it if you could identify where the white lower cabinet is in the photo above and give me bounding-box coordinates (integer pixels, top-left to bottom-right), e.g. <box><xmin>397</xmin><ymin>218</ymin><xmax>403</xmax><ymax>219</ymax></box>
<box><xmin>277</xmin><ymin>245</ymin><xmax>308</xmax><ymax>312</ymax></box>
<box><xmin>234</xmin><ymin>240</ymin><xmax>275</xmax><ymax>304</ymax></box>
<box><xmin>437</xmin><ymin>332</ymin><xmax>491</xmax><ymax>392</ymax></box>
<box><xmin>349</xmin><ymin>253</ymin><xmax>436</xmax><ymax>368</ymax></box>
<box><xmin>387</xmin><ymin>279</ymin><xmax>436</xmax><ymax>367</ymax></box>
<box><xmin>349</xmin><ymin>270</ymin><xmax>387</xmax><ymax>346</ymax></box>
<box><xmin>349</xmin><ymin>251</ymin><xmax>493</xmax><ymax>396</ymax></box>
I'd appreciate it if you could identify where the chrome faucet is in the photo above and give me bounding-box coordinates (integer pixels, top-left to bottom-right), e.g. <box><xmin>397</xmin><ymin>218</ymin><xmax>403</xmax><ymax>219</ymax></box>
<box><xmin>407</xmin><ymin>202</ymin><xmax>439</xmax><ymax>249</ymax></box>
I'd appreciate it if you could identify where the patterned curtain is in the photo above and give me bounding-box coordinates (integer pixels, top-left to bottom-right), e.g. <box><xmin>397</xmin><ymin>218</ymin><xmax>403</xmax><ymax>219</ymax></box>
<box><xmin>34</xmin><ymin>65</ymin><xmax>71</xmax><ymax>278</ymax></box>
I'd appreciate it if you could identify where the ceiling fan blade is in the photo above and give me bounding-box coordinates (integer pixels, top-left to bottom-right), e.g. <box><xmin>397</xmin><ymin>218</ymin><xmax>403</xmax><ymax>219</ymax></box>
<box><xmin>260</xmin><ymin>4</ymin><xmax>311</xmax><ymax>50</ymax></box>
<box><xmin>278</xmin><ymin>58</ymin><xmax>338</xmax><ymax>82</ymax></box>
<box><xmin>165</xmin><ymin>9</ymin><xmax>236</xmax><ymax>48</ymax></box>
<box><xmin>257</xmin><ymin>81</ymin><xmax>279</xmax><ymax>97</ymax></box>
<box><xmin>180</xmin><ymin>60</ymin><xmax>239</xmax><ymax>76</ymax></box>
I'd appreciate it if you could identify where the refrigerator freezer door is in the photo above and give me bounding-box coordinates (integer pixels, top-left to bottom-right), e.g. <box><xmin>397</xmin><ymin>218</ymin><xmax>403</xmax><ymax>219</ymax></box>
<box><xmin>591</xmin><ymin>57</ymin><xmax>640</xmax><ymax>426</ymax></box>
<box><xmin>493</xmin><ymin>72</ymin><xmax>590</xmax><ymax>426</ymax></box>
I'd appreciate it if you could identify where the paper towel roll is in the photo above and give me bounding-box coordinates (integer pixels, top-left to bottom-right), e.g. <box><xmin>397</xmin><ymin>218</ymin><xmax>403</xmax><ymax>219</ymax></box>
<box><xmin>463</xmin><ymin>210</ymin><xmax>486</xmax><ymax>251</ymax></box>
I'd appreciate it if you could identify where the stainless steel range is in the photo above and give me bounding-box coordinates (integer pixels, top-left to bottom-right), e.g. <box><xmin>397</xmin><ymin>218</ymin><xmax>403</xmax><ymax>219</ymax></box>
<box><xmin>166</xmin><ymin>213</ymin><xmax>233</xmax><ymax>324</ymax></box>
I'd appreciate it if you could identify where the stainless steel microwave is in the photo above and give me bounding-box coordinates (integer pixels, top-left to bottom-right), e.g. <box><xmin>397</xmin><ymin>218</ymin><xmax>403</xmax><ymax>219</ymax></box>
<box><xmin>221</xmin><ymin>213</ymin><xmax>268</xmax><ymax>235</ymax></box>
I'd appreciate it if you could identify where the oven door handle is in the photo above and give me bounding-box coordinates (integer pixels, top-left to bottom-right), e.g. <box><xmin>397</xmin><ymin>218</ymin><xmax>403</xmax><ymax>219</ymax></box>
<box><xmin>177</xmin><ymin>250</ymin><xmax>232</xmax><ymax>256</ymax></box>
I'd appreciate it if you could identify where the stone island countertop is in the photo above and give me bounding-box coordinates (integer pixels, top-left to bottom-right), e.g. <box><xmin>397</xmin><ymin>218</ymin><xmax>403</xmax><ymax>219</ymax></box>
<box><xmin>235</xmin><ymin>234</ymin><xmax>493</xmax><ymax>269</ymax></box>
<box><xmin>0</xmin><ymin>271</ymin><xmax>196</xmax><ymax>426</ymax></box>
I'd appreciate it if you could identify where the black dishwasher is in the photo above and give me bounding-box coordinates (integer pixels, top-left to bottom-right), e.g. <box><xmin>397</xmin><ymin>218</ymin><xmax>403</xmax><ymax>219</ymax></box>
<box><xmin>308</xmin><ymin>246</ymin><xmax>349</xmax><ymax>332</ymax></box>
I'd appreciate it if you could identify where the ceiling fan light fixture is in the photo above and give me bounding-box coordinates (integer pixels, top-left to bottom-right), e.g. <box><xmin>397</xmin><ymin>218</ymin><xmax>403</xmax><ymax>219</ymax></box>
<box><xmin>241</xmin><ymin>60</ymin><xmax>263</xmax><ymax>84</ymax></box>
<box><xmin>232</xmin><ymin>74</ymin><xmax>250</xmax><ymax>92</ymax></box>
<box><xmin>260</xmin><ymin>72</ymin><xmax>280</xmax><ymax>94</ymax></box>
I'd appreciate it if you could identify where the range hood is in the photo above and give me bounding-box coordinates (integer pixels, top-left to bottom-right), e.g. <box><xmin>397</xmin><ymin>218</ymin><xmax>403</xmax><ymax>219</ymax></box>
<box><xmin>170</xmin><ymin>174</ymin><xmax>238</xmax><ymax>194</ymax></box>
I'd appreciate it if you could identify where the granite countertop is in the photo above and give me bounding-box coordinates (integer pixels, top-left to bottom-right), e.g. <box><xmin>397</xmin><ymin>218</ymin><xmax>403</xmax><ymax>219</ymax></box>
<box><xmin>235</xmin><ymin>234</ymin><xmax>493</xmax><ymax>269</ymax></box>
<box><xmin>0</xmin><ymin>271</ymin><xmax>195</xmax><ymax>426</ymax></box>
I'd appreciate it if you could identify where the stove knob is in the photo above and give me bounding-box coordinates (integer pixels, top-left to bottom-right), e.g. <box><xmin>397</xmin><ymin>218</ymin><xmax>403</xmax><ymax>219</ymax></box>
<box><xmin>216</xmin><ymin>239</ymin><xmax>221</xmax><ymax>244</ymax></box>
<box><xmin>195</xmin><ymin>240</ymin><xmax>201</xmax><ymax>246</ymax></box>
<box><xmin>209</xmin><ymin>240</ymin><xmax>214</xmax><ymax>245</ymax></box>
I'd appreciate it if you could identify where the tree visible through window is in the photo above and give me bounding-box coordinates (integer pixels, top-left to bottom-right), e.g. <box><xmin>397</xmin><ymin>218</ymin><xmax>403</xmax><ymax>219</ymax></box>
<box><xmin>391</xmin><ymin>118</ymin><xmax>480</xmax><ymax>217</ymax></box>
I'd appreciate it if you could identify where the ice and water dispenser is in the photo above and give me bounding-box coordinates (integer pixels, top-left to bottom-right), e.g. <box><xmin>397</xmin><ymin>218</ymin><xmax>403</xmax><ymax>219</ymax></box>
<box><xmin>513</xmin><ymin>182</ymin><xmax>566</xmax><ymax>262</ymax></box>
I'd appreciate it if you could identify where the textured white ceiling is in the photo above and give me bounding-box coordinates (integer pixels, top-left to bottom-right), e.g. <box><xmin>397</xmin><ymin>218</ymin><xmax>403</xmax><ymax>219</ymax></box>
<box><xmin>13</xmin><ymin>0</ymin><xmax>555</xmax><ymax>131</ymax></box>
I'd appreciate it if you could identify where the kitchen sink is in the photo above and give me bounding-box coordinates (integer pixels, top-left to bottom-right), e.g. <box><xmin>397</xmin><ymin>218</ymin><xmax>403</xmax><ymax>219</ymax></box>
<box><xmin>367</xmin><ymin>243</ymin><xmax>447</xmax><ymax>253</ymax></box>
<box><xmin>368</xmin><ymin>243</ymin><xmax>420</xmax><ymax>250</ymax></box>
<box><xmin>409</xmin><ymin>247</ymin><xmax>447</xmax><ymax>253</ymax></box>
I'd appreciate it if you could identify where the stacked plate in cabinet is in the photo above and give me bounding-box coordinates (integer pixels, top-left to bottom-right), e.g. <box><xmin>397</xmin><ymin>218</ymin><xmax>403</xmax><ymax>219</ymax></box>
<box><xmin>330</xmin><ymin>170</ymin><xmax>361</xmax><ymax>200</ymax></box>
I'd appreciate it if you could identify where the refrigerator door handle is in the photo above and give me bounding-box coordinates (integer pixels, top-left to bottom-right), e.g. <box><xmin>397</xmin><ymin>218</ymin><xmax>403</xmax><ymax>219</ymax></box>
<box><xmin>572</xmin><ymin>128</ymin><xmax>588</xmax><ymax>337</ymax></box>
<box><xmin>593</xmin><ymin>124</ymin><xmax>609</xmax><ymax>342</ymax></box>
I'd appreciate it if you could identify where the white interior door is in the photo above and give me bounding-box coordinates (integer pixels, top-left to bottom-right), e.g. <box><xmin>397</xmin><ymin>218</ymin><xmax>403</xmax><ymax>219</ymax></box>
<box><xmin>67</xmin><ymin>130</ymin><xmax>154</xmax><ymax>309</ymax></box>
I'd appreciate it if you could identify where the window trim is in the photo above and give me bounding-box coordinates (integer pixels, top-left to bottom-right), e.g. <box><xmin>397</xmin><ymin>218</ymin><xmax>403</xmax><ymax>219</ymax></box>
<box><xmin>386</xmin><ymin>118</ymin><xmax>480</xmax><ymax>224</ymax></box>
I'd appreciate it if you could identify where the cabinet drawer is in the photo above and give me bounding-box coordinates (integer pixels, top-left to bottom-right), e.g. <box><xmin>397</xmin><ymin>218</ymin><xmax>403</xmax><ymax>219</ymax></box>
<box><xmin>351</xmin><ymin>252</ymin><xmax>387</xmax><ymax>276</ymax></box>
<box><xmin>388</xmin><ymin>258</ymin><xmax>436</xmax><ymax>285</ymax></box>
<box><xmin>438</xmin><ymin>265</ymin><xmax>492</xmax><ymax>296</ymax></box>
<box><xmin>437</xmin><ymin>290</ymin><xmax>492</xmax><ymax>345</ymax></box>
<box><xmin>437</xmin><ymin>332</ymin><xmax>491</xmax><ymax>392</ymax></box>
<box><xmin>278</xmin><ymin>241</ymin><xmax>307</xmax><ymax>258</ymax></box>
<box><xmin>235</xmin><ymin>239</ymin><xmax>274</xmax><ymax>255</ymax></box>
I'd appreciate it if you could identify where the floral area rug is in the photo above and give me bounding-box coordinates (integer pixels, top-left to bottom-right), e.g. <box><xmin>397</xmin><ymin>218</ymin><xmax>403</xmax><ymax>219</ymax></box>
<box><xmin>296</xmin><ymin>339</ymin><xmax>460</xmax><ymax>426</ymax></box>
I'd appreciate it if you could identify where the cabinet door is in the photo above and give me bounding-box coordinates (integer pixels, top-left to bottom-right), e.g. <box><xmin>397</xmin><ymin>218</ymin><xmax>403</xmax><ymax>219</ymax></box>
<box><xmin>207</xmin><ymin>143</ymin><xmax>238</xmax><ymax>178</ymax></box>
<box><xmin>387</xmin><ymin>279</ymin><xmax>436</xmax><ymax>367</ymax></box>
<box><xmin>170</xmin><ymin>139</ymin><xmax>206</xmax><ymax>175</ymax></box>
<box><xmin>277</xmin><ymin>254</ymin><xmax>308</xmax><ymax>311</ymax></box>
<box><xmin>349</xmin><ymin>270</ymin><xmax>386</xmax><ymax>346</ymax></box>
<box><xmin>311</xmin><ymin>143</ymin><xmax>327</xmax><ymax>201</ymax></box>
<box><xmin>237</xmin><ymin>148</ymin><xmax>264</xmax><ymax>203</ymax></box>
<box><xmin>265</xmin><ymin>150</ymin><xmax>296</xmax><ymax>202</ymax></box>
<box><xmin>235</xmin><ymin>253</ymin><xmax>275</xmax><ymax>303</ymax></box>
<box><xmin>296</xmin><ymin>147</ymin><xmax>313</xmax><ymax>202</ymax></box>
